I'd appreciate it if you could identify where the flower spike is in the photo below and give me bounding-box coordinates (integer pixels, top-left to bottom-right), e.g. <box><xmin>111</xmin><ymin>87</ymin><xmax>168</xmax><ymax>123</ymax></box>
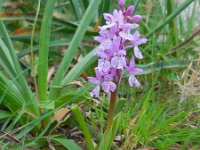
<box><xmin>88</xmin><ymin>0</ymin><xmax>147</xmax><ymax>97</ymax></box>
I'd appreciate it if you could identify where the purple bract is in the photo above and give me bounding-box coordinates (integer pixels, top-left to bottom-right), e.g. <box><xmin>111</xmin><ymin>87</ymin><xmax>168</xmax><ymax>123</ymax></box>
<box><xmin>88</xmin><ymin>0</ymin><xmax>147</xmax><ymax>97</ymax></box>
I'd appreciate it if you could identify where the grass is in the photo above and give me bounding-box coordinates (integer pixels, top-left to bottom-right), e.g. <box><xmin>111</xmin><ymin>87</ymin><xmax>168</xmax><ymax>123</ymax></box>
<box><xmin>0</xmin><ymin>0</ymin><xmax>200</xmax><ymax>149</ymax></box>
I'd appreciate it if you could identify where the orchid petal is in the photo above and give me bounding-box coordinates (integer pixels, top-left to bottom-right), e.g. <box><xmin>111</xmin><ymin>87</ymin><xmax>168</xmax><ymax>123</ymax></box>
<box><xmin>134</xmin><ymin>46</ymin><xmax>143</xmax><ymax>59</ymax></box>
<box><xmin>129</xmin><ymin>75</ymin><xmax>140</xmax><ymax>87</ymax></box>
<box><xmin>90</xmin><ymin>86</ymin><xmax>100</xmax><ymax>97</ymax></box>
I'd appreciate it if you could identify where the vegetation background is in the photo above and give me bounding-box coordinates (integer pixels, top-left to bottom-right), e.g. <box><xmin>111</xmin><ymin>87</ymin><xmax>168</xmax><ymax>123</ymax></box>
<box><xmin>0</xmin><ymin>0</ymin><xmax>199</xmax><ymax>149</ymax></box>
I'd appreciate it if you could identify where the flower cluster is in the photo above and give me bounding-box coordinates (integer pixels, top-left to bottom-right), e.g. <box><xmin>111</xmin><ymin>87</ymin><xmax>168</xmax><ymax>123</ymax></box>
<box><xmin>88</xmin><ymin>0</ymin><xmax>147</xmax><ymax>97</ymax></box>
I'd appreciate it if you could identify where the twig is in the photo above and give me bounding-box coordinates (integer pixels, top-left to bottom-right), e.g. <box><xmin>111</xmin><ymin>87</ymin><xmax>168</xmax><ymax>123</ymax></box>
<box><xmin>167</xmin><ymin>28</ymin><xmax>200</xmax><ymax>55</ymax></box>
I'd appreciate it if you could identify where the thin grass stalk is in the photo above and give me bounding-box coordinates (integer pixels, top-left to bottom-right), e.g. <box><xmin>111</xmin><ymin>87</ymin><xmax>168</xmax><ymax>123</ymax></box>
<box><xmin>30</xmin><ymin>0</ymin><xmax>40</xmax><ymax>100</ymax></box>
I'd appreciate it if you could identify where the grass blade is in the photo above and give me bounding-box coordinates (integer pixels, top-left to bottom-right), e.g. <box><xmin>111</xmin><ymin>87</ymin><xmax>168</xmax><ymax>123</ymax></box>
<box><xmin>69</xmin><ymin>0</ymin><xmax>83</xmax><ymax>20</ymax></box>
<box><xmin>0</xmin><ymin>20</ymin><xmax>38</xmax><ymax>115</ymax></box>
<box><xmin>0</xmin><ymin>20</ymin><xmax>33</xmax><ymax>102</ymax></box>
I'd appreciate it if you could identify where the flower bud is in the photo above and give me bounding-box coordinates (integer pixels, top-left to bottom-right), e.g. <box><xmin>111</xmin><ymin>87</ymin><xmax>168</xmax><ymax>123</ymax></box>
<box><xmin>131</xmin><ymin>15</ymin><xmax>142</xmax><ymax>23</ymax></box>
<box><xmin>126</xmin><ymin>5</ymin><xmax>135</xmax><ymax>16</ymax></box>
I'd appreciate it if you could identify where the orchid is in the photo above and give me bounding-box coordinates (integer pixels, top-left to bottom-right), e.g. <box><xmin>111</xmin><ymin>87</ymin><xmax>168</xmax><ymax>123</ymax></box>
<box><xmin>88</xmin><ymin>0</ymin><xmax>147</xmax><ymax>97</ymax></box>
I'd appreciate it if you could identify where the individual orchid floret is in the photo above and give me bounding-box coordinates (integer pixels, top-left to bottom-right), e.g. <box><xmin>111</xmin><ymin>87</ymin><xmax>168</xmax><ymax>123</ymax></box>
<box><xmin>126</xmin><ymin>57</ymin><xmax>143</xmax><ymax>87</ymax></box>
<box><xmin>88</xmin><ymin>1</ymin><xmax>147</xmax><ymax>97</ymax></box>
<box><xmin>102</xmin><ymin>81</ymin><xmax>116</xmax><ymax>93</ymax></box>
<box><xmin>119</xmin><ymin>23</ymin><xmax>139</xmax><ymax>40</ymax></box>
<box><xmin>111</xmin><ymin>49</ymin><xmax>126</xmax><ymax>70</ymax></box>
<box><xmin>97</xmin><ymin>59</ymin><xmax>111</xmax><ymax>73</ymax></box>
<box><xmin>131</xmin><ymin>31</ymin><xmax>147</xmax><ymax>59</ymax></box>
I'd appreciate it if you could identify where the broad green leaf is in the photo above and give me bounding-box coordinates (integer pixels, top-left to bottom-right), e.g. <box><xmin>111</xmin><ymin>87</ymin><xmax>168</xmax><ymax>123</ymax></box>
<box><xmin>38</xmin><ymin>0</ymin><xmax>56</xmax><ymax>102</ymax></box>
<box><xmin>50</xmin><ymin>0</ymin><xmax>102</xmax><ymax>100</ymax></box>
<box><xmin>62</xmin><ymin>48</ymin><xmax>97</xmax><ymax>85</ymax></box>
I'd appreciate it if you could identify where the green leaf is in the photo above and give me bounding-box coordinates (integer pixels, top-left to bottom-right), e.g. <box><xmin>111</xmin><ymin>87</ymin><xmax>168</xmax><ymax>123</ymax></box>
<box><xmin>99</xmin><ymin>0</ymin><xmax>110</xmax><ymax>25</ymax></box>
<box><xmin>82</xmin><ymin>0</ymin><xmax>89</xmax><ymax>11</ymax></box>
<box><xmin>98</xmin><ymin>113</ymin><xmax>122</xmax><ymax>150</ymax></box>
<box><xmin>38</xmin><ymin>0</ymin><xmax>56</xmax><ymax>102</ymax></box>
<box><xmin>62</xmin><ymin>48</ymin><xmax>97</xmax><ymax>85</ymax></box>
<box><xmin>71</xmin><ymin>104</ymin><xmax>94</xmax><ymax>150</ymax></box>
<box><xmin>0</xmin><ymin>110</ymin><xmax>12</xmax><ymax>120</ymax></box>
<box><xmin>17</xmin><ymin>39</ymin><xmax>69</xmax><ymax>58</ymax></box>
<box><xmin>49</xmin><ymin>0</ymin><xmax>102</xmax><ymax>100</ymax></box>
<box><xmin>0</xmin><ymin>20</ymin><xmax>38</xmax><ymax>116</ymax></box>
<box><xmin>69</xmin><ymin>0</ymin><xmax>83</xmax><ymax>20</ymax></box>
<box><xmin>114</xmin><ymin>98</ymin><xmax>127</xmax><ymax>116</ymax></box>
<box><xmin>133</xmin><ymin>60</ymin><xmax>188</xmax><ymax>76</ymax></box>
<box><xmin>51</xmin><ymin>136</ymin><xmax>82</xmax><ymax>150</ymax></box>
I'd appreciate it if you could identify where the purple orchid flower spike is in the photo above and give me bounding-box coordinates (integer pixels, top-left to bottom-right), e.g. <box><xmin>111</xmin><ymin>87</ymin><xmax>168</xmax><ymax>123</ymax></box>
<box><xmin>88</xmin><ymin>0</ymin><xmax>147</xmax><ymax>97</ymax></box>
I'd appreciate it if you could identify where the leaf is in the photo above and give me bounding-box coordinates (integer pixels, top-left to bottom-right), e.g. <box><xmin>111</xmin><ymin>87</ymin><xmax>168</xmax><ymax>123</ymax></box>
<box><xmin>71</xmin><ymin>104</ymin><xmax>94</xmax><ymax>150</ymax></box>
<box><xmin>129</xmin><ymin>60</ymin><xmax>188</xmax><ymax>76</ymax></box>
<box><xmin>114</xmin><ymin>98</ymin><xmax>127</xmax><ymax>116</ymax></box>
<box><xmin>0</xmin><ymin>20</ymin><xmax>38</xmax><ymax>116</ymax></box>
<box><xmin>62</xmin><ymin>48</ymin><xmax>97</xmax><ymax>85</ymax></box>
<box><xmin>51</xmin><ymin>136</ymin><xmax>82</xmax><ymax>150</ymax></box>
<box><xmin>17</xmin><ymin>39</ymin><xmax>69</xmax><ymax>58</ymax></box>
<box><xmin>0</xmin><ymin>110</ymin><xmax>11</xmax><ymax>120</ymax></box>
<box><xmin>49</xmin><ymin>0</ymin><xmax>102</xmax><ymax>100</ymax></box>
<box><xmin>52</xmin><ymin>108</ymin><xmax>70</xmax><ymax>122</ymax></box>
<box><xmin>69</xmin><ymin>0</ymin><xmax>83</xmax><ymax>20</ymax></box>
<box><xmin>99</xmin><ymin>0</ymin><xmax>110</xmax><ymax>25</ymax></box>
<box><xmin>98</xmin><ymin>113</ymin><xmax>122</xmax><ymax>150</ymax></box>
<box><xmin>38</xmin><ymin>0</ymin><xmax>56</xmax><ymax>102</ymax></box>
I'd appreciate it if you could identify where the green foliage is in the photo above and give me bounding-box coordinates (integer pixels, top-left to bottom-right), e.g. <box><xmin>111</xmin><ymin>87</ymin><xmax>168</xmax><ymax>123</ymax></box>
<box><xmin>0</xmin><ymin>0</ymin><xmax>199</xmax><ymax>149</ymax></box>
<box><xmin>38</xmin><ymin>0</ymin><xmax>56</xmax><ymax>102</ymax></box>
